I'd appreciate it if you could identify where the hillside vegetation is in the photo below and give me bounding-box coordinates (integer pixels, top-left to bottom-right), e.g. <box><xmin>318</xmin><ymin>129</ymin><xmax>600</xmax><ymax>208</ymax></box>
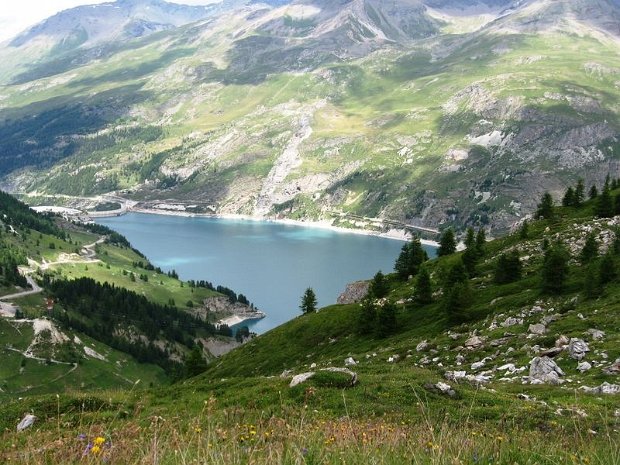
<box><xmin>0</xmin><ymin>192</ymin><xmax>241</xmax><ymax>399</ymax></box>
<box><xmin>0</xmin><ymin>0</ymin><xmax>618</xmax><ymax>233</ymax></box>
<box><xmin>1</xmin><ymin>179</ymin><xmax>619</xmax><ymax>463</ymax></box>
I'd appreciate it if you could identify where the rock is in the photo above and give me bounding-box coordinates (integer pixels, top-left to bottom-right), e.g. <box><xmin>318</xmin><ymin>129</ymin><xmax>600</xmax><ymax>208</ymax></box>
<box><xmin>501</xmin><ymin>317</ymin><xmax>523</xmax><ymax>328</ymax></box>
<box><xmin>587</xmin><ymin>329</ymin><xmax>605</xmax><ymax>340</ymax></box>
<box><xmin>528</xmin><ymin>324</ymin><xmax>546</xmax><ymax>335</ymax></box>
<box><xmin>488</xmin><ymin>320</ymin><xmax>498</xmax><ymax>330</ymax></box>
<box><xmin>455</xmin><ymin>354</ymin><xmax>465</xmax><ymax>365</ymax></box>
<box><xmin>577</xmin><ymin>362</ymin><xmax>592</xmax><ymax>373</ymax></box>
<box><xmin>580</xmin><ymin>383</ymin><xmax>620</xmax><ymax>395</ymax></box>
<box><xmin>337</xmin><ymin>281</ymin><xmax>370</xmax><ymax>305</ymax></box>
<box><xmin>490</xmin><ymin>337</ymin><xmax>512</xmax><ymax>347</ymax></box>
<box><xmin>17</xmin><ymin>414</ymin><xmax>36</xmax><ymax>432</ymax></box>
<box><xmin>555</xmin><ymin>335</ymin><xmax>569</xmax><ymax>347</ymax></box>
<box><xmin>321</xmin><ymin>367</ymin><xmax>358</xmax><ymax>386</ymax></box>
<box><xmin>310</xmin><ymin>363</ymin><xmax>317</xmax><ymax>369</ymax></box>
<box><xmin>289</xmin><ymin>368</ymin><xmax>358</xmax><ymax>388</ymax></box>
<box><xmin>578</xmin><ymin>313</ymin><xmax>586</xmax><ymax>320</ymax></box>
<box><xmin>445</xmin><ymin>370</ymin><xmax>467</xmax><ymax>382</ymax></box>
<box><xmin>569</xmin><ymin>338</ymin><xmax>589</xmax><ymax>361</ymax></box>
<box><xmin>448</xmin><ymin>332</ymin><xmax>461</xmax><ymax>340</ymax></box>
<box><xmin>498</xmin><ymin>363</ymin><xmax>516</xmax><ymax>373</ymax></box>
<box><xmin>603</xmin><ymin>358</ymin><xmax>620</xmax><ymax>375</ymax></box>
<box><xmin>425</xmin><ymin>381</ymin><xmax>456</xmax><ymax>397</ymax></box>
<box><xmin>540</xmin><ymin>347</ymin><xmax>563</xmax><ymax>358</ymax></box>
<box><xmin>471</xmin><ymin>360</ymin><xmax>486</xmax><ymax>370</ymax></box>
<box><xmin>541</xmin><ymin>314</ymin><xmax>562</xmax><ymax>326</ymax></box>
<box><xmin>344</xmin><ymin>357</ymin><xmax>357</xmax><ymax>366</ymax></box>
<box><xmin>290</xmin><ymin>372</ymin><xmax>315</xmax><ymax>387</ymax></box>
<box><xmin>280</xmin><ymin>369</ymin><xmax>293</xmax><ymax>378</ymax></box>
<box><xmin>464</xmin><ymin>336</ymin><xmax>485</xmax><ymax>350</ymax></box>
<box><xmin>529</xmin><ymin>356</ymin><xmax>565</xmax><ymax>385</ymax></box>
<box><xmin>416</xmin><ymin>340</ymin><xmax>430</xmax><ymax>352</ymax></box>
<box><xmin>388</xmin><ymin>355</ymin><xmax>400</xmax><ymax>363</ymax></box>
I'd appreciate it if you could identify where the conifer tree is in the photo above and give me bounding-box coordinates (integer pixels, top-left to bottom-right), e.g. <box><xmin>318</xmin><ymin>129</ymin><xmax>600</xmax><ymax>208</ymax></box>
<box><xmin>589</xmin><ymin>185</ymin><xmax>598</xmax><ymax>199</ymax></box>
<box><xmin>535</xmin><ymin>192</ymin><xmax>554</xmax><ymax>220</ymax></box>
<box><xmin>185</xmin><ymin>346</ymin><xmax>208</xmax><ymax>378</ymax></box>
<box><xmin>464</xmin><ymin>228</ymin><xmax>475</xmax><ymax>250</ymax></box>
<box><xmin>541</xmin><ymin>243</ymin><xmax>570</xmax><ymax>294</ymax></box>
<box><xmin>394</xmin><ymin>237</ymin><xmax>428</xmax><ymax>280</ymax></box>
<box><xmin>583</xmin><ymin>264</ymin><xmax>599</xmax><ymax>299</ymax></box>
<box><xmin>575</xmin><ymin>179</ymin><xmax>585</xmax><ymax>206</ymax></box>
<box><xmin>562</xmin><ymin>186</ymin><xmax>575</xmax><ymax>207</ymax></box>
<box><xmin>475</xmin><ymin>228</ymin><xmax>486</xmax><ymax>257</ymax></box>
<box><xmin>596</xmin><ymin>183</ymin><xmax>615</xmax><ymax>218</ymax></box>
<box><xmin>444</xmin><ymin>282</ymin><xmax>472</xmax><ymax>326</ymax></box>
<box><xmin>580</xmin><ymin>233</ymin><xmax>599</xmax><ymax>264</ymax></box>
<box><xmin>357</xmin><ymin>297</ymin><xmax>377</xmax><ymax>335</ymax></box>
<box><xmin>519</xmin><ymin>220</ymin><xmax>529</xmax><ymax>239</ymax></box>
<box><xmin>369</xmin><ymin>271</ymin><xmax>389</xmax><ymax>298</ymax></box>
<box><xmin>377</xmin><ymin>301</ymin><xmax>397</xmax><ymax>338</ymax></box>
<box><xmin>599</xmin><ymin>252</ymin><xmax>617</xmax><ymax>286</ymax></box>
<box><xmin>414</xmin><ymin>266</ymin><xmax>433</xmax><ymax>305</ymax></box>
<box><xmin>300</xmin><ymin>287</ymin><xmax>318</xmax><ymax>314</ymax></box>
<box><xmin>494</xmin><ymin>250</ymin><xmax>522</xmax><ymax>284</ymax></box>
<box><xmin>437</xmin><ymin>228</ymin><xmax>457</xmax><ymax>257</ymax></box>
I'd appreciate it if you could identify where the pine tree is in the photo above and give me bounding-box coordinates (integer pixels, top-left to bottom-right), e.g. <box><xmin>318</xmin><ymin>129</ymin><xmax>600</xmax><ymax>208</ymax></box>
<box><xmin>394</xmin><ymin>237</ymin><xmax>428</xmax><ymax>280</ymax></box>
<box><xmin>596</xmin><ymin>184</ymin><xmax>615</xmax><ymax>218</ymax></box>
<box><xmin>185</xmin><ymin>346</ymin><xmax>207</xmax><ymax>378</ymax></box>
<box><xmin>437</xmin><ymin>228</ymin><xmax>457</xmax><ymax>257</ymax></box>
<box><xmin>519</xmin><ymin>220</ymin><xmax>529</xmax><ymax>239</ymax></box>
<box><xmin>494</xmin><ymin>250</ymin><xmax>522</xmax><ymax>284</ymax></box>
<box><xmin>615</xmin><ymin>193</ymin><xmax>620</xmax><ymax>215</ymax></box>
<box><xmin>357</xmin><ymin>297</ymin><xmax>377</xmax><ymax>335</ymax></box>
<box><xmin>562</xmin><ymin>187</ymin><xmax>575</xmax><ymax>207</ymax></box>
<box><xmin>599</xmin><ymin>252</ymin><xmax>617</xmax><ymax>286</ymax></box>
<box><xmin>575</xmin><ymin>179</ymin><xmax>585</xmax><ymax>206</ymax></box>
<box><xmin>369</xmin><ymin>271</ymin><xmax>389</xmax><ymax>298</ymax></box>
<box><xmin>475</xmin><ymin>228</ymin><xmax>486</xmax><ymax>257</ymax></box>
<box><xmin>589</xmin><ymin>185</ymin><xmax>598</xmax><ymax>199</ymax></box>
<box><xmin>580</xmin><ymin>233</ymin><xmax>599</xmax><ymax>264</ymax></box>
<box><xmin>377</xmin><ymin>301</ymin><xmax>397</xmax><ymax>338</ymax></box>
<box><xmin>583</xmin><ymin>264</ymin><xmax>599</xmax><ymax>300</ymax></box>
<box><xmin>300</xmin><ymin>287</ymin><xmax>318</xmax><ymax>314</ymax></box>
<box><xmin>535</xmin><ymin>192</ymin><xmax>554</xmax><ymax>220</ymax></box>
<box><xmin>541</xmin><ymin>243</ymin><xmax>570</xmax><ymax>294</ymax></box>
<box><xmin>464</xmin><ymin>228</ymin><xmax>475</xmax><ymax>250</ymax></box>
<box><xmin>414</xmin><ymin>266</ymin><xmax>433</xmax><ymax>305</ymax></box>
<box><xmin>444</xmin><ymin>282</ymin><xmax>472</xmax><ymax>326</ymax></box>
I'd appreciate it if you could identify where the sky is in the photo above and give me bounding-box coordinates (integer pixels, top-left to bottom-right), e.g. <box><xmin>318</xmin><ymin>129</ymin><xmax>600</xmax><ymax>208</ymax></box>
<box><xmin>0</xmin><ymin>0</ymin><xmax>219</xmax><ymax>43</ymax></box>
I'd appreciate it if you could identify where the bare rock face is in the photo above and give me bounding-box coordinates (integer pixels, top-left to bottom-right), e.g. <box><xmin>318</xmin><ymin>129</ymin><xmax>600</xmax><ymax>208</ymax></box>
<box><xmin>337</xmin><ymin>281</ymin><xmax>370</xmax><ymax>305</ymax></box>
<box><xmin>569</xmin><ymin>338</ymin><xmax>590</xmax><ymax>361</ymax></box>
<box><xmin>529</xmin><ymin>356</ymin><xmax>565</xmax><ymax>385</ymax></box>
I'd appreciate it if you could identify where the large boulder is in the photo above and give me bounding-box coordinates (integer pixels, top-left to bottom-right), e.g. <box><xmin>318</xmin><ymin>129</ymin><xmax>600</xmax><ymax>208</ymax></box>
<box><xmin>528</xmin><ymin>323</ymin><xmax>547</xmax><ymax>336</ymax></box>
<box><xmin>289</xmin><ymin>368</ymin><xmax>358</xmax><ymax>388</ymax></box>
<box><xmin>569</xmin><ymin>338</ymin><xmax>589</xmax><ymax>361</ymax></box>
<box><xmin>529</xmin><ymin>356</ymin><xmax>565</xmax><ymax>385</ymax></box>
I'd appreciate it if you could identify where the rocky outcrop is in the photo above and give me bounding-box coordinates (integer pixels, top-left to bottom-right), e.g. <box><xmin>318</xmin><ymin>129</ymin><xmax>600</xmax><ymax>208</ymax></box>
<box><xmin>289</xmin><ymin>367</ymin><xmax>358</xmax><ymax>388</ymax></box>
<box><xmin>529</xmin><ymin>356</ymin><xmax>565</xmax><ymax>385</ymax></box>
<box><xmin>337</xmin><ymin>281</ymin><xmax>370</xmax><ymax>305</ymax></box>
<box><xmin>568</xmin><ymin>339</ymin><xmax>589</xmax><ymax>361</ymax></box>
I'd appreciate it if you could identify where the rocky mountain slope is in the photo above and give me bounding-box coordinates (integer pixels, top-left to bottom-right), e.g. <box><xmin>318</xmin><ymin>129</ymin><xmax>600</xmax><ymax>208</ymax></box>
<box><xmin>0</xmin><ymin>0</ymin><xmax>618</xmax><ymax>234</ymax></box>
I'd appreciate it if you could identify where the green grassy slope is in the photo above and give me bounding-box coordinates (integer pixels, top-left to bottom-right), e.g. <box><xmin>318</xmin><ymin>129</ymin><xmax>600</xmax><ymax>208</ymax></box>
<box><xmin>1</xmin><ymin>187</ymin><xmax>619</xmax><ymax>464</ymax></box>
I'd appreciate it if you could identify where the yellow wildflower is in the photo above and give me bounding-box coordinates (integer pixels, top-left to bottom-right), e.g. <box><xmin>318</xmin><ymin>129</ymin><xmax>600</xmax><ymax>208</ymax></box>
<box><xmin>91</xmin><ymin>445</ymin><xmax>101</xmax><ymax>455</ymax></box>
<box><xmin>94</xmin><ymin>437</ymin><xmax>106</xmax><ymax>446</ymax></box>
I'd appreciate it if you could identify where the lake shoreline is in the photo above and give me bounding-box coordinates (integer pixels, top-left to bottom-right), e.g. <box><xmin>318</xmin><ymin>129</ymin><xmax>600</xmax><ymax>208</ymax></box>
<box><xmin>101</xmin><ymin>207</ymin><xmax>439</xmax><ymax>247</ymax></box>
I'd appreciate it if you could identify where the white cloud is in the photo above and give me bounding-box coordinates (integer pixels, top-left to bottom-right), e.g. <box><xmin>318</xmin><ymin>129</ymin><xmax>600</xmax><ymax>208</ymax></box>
<box><xmin>0</xmin><ymin>0</ymin><xmax>221</xmax><ymax>43</ymax></box>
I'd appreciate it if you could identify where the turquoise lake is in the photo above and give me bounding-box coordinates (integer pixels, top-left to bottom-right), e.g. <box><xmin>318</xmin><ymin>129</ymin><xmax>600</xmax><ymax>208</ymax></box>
<box><xmin>97</xmin><ymin>213</ymin><xmax>436</xmax><ymax>333</ymax></box>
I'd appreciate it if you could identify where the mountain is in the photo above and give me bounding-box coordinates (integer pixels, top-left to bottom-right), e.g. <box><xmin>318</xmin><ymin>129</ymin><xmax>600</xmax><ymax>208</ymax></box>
<box><xmin>0</xmin><ymin>191</ymin><xmax>249</xmax><ymax>398</ymax></box>
<box><xmin>0</xmin><ymin>0</ymin><xmax>618</xmax><ymax>234</ymax></box>
<box><xmin>1</xmin><ymin>183</ymin><xmax>619</xmax><ymax>463</ymax></box>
